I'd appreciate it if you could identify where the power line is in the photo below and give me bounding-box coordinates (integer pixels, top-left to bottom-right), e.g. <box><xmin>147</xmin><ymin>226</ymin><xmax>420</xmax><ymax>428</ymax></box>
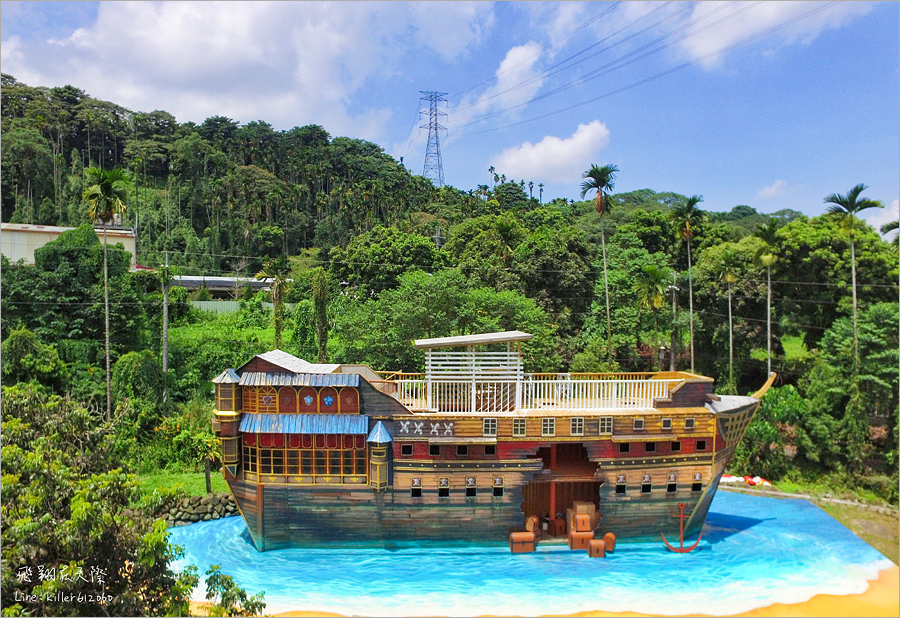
<box><xmin>456</xmin><ymin>1</ymin><xmax>840</xmax><ymax>137</ymax></box>
<box><xmin>450</xmin><ymin>1</ymin><xmax>651</xmax><ymax>115</ymax></box>
<box><xmin>450</xmin><ymin>2</ymin><xmax>623</xmax><ymax>100</ymax></box>
<box><xmin>496</xmin><ymin>1</ymin><xmax>762</xmax><ymax>118</ymax></box>
<box><xmin>452</xmin><ymin>0</ymin><xmax>691</xmax><ymax>122</ymax></box>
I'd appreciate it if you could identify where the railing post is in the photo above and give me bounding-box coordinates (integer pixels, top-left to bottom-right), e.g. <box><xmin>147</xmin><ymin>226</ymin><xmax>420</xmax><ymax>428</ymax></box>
<box><xmin>470</xmin><ymin>349</ymin><xmax>477</xmax><ymax>414</ymax></box>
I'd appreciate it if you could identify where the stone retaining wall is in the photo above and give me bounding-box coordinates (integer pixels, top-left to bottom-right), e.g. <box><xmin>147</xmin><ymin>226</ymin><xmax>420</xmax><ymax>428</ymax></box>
<box><xmin>167</xmin><ymin>492</ymin><xmax>239</xmax><ymax>527</ymax></box>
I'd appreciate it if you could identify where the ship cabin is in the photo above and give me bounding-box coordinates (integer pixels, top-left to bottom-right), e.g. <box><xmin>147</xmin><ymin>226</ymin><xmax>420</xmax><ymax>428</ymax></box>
<box><xmin>212</xmin><ymin>350</ymin><xmax>384</xmax><ymax>488</ymax></box>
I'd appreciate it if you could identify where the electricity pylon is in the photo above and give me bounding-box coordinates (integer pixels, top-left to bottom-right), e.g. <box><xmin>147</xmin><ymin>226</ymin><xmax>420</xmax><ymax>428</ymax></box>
<box><xmin>420</xmin><ymin>91</ymin><xmax>447</xmax><ymax>186</ymax></box>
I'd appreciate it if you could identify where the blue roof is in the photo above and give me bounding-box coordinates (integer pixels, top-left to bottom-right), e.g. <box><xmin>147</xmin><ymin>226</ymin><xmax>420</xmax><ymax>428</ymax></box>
<box><xmin>366</xmin><ymin>420</ymin><xmax>392</xmax><ymax>444</ymax></box>
<box><xmin>238</xmin><ymin>372</ymin><xmax>359</xmax><ymax>388</ymax></box>
<box><xmin>240</xmin><ymin>413</ymin><xmax>369</xmax><ymax>434</ymax></box>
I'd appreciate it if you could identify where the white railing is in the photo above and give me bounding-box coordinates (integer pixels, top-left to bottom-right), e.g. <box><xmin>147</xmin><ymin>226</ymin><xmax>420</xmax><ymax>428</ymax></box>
<box><xmin>520</xmin><ymin>378</ymin><xmax>673</xmax><ymax>411</ymax></box>
<box><xmin>395</xmin><ymin>379</ymin><xmax>428</xmax><ymax>410</ymax></box>
<box><xmin>389</xmin><ymin>375</ymin><xmax>679</xmax><ymax>413</ymax></box>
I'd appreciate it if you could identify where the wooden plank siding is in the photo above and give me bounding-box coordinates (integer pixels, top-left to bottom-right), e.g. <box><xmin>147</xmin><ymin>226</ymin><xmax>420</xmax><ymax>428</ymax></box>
<box><xmin>231</xmin><ymin>478</ymin><xmax>532</xmax><ymax>548</ymax></box>
<box><xmin>386</xmin><ymin>412</ymin><xmax>713</xmax><ymax>439</ymax></box>
<box><xmin>655</xmin><ymin>380</ymin><xmax>713</xmax><ymax>408</ymax></box>
<box><xmin>357</xmin><ymin>379</ymin><xmax>414</xmax><ymax>417</ymax></box>
<box><xmin>240</xmin><ymin>357</ymin><xmax>288</xmax><ymax>374</ymax></box>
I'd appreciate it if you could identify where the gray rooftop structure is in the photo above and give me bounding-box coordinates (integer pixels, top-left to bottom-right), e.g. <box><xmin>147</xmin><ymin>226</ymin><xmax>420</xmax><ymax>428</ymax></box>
<box><xmin>255</xmin><ymin>350</ymin><xmax>341</xmax><ymax>375</ymax></box>
<box><xmin>172</xmin><ymin>275</ymin><xmax>271</xmax><ymax>293</ymax></box>
<box><xmin>414</xmin><ymin>330</ymin><xmax>533</xmax><ymax>349</ymax></box>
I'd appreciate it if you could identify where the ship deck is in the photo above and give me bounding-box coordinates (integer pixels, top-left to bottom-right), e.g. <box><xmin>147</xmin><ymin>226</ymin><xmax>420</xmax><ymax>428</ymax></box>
<box><xmin>371</xmin><ymin>370</ymin><xmax>715</xmax><ymax>415</ymax></box>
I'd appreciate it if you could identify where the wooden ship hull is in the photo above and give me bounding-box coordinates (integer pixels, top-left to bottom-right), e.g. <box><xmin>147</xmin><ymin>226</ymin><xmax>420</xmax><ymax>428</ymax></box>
<box><xmin>212</xmin><ymin>333</ymin><xmax>773</xmax><ymax>551</ymax></box>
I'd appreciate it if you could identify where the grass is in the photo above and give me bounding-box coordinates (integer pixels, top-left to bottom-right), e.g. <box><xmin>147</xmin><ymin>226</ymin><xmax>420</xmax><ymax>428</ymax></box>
<box><xmin>138</xmin><ymin>471</ymin><xmax>228</xmax><ymax>497</ymax></box>
<box><xmin>780</xmin><ymin>334</ymin><xmax>810</xmax><ymax>360</ymax></box>
<box><xmin>818</xmin><ymin>501</ymin><xmax>899</xmax><ymax>565</ymax></box>
<box><xmin>751</xmin><ymin>333</ymin><xmax>810</xmax><ymax>362</ymax></box>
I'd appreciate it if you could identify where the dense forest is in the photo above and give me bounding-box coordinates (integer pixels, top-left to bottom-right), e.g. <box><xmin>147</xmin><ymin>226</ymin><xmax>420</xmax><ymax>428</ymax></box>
<box><xmin>1</xmin><ymin>75</ymin><xmax>898</xmax><ymax>615</ymax></box>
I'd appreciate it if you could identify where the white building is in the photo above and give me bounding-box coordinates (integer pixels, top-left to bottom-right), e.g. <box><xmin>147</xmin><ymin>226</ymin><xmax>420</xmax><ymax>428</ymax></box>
<box><xmin>0</xmin><ymin>223</ymin><xmax>137</xmax><ymax>268</ymax></box>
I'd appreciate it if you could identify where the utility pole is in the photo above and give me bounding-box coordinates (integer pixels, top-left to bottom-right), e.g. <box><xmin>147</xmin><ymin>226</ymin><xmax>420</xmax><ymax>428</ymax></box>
<box><xmin>162</xmin><ymin>252</ymin><xmax>169</xmax><ymax>403</ymax></box>
<box><xmin>420</xmin><ymin>91</ymin><xmax>447</xmax><ymax>187</ymax></box>
<box><xmin>432</xmin><ymin>224</ymin><xmax>445</xmax><ymax>248</ymax></box>
<box><xmin>669</xmin><ymin>273</ymin><xmax>679</xmax><ymax>372</ymax></box>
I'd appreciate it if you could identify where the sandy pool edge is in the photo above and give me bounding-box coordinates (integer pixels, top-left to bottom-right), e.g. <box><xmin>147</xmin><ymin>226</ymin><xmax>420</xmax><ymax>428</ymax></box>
<box><xmin>242</xmin><ymin>564</ymin><xmax>898</xmax><ymax>618</ymax></box>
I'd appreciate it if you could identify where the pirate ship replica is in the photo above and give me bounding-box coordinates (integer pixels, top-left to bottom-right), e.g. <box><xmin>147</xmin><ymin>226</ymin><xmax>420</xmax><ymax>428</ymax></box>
<box><xmin>212</xmin><ymin>331</ymin><xmax>774</xmax><ymax>551</ymax></box>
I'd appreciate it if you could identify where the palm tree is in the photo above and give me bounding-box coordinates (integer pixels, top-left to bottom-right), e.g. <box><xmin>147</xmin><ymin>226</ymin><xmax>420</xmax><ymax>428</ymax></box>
<box><xmin>824</xmin><ymin>184</ymin><xmax>882</xmax><ymax>367</ymax></box>
<box><xmin>718</xmin><ymin>247</ymin><xmax>741</xmax><ymax>389</ymax></box>
<box><xmin>538</xmin><ymin>183</ymin><xmax>544</xmax><ymax>204</ymax></box>
<box><xmin>581</xmin><ymin>163</ymin><xmax>619</xmax><ymax>354</ymax></box>
<box><xmin>671</xmin><ymin>195</ymin><xmax>706</xmax><ymax>373</ymax></box>
<box><xmin>632</xmin><ymin>263</ymin><xmax>669</xmax><ymax>363</ymax></box>
<box><xmin>83</xmin><ymin>166</ymin><xmax>130</xmax><ymax>420</ymax></box>
<box><xmin>881</xmin><ymin>219</ymin><xmax>899</xmax><ymax>247</ymax></box>
<box><xmin>256</xmin><ymin>256</ymin><xmax>292</xmax><ymax>349</ymax></box>
<box><xmin>753</xmin><ymin>219</ymin><xmax>780</xmax><ymax>374</ymax></box>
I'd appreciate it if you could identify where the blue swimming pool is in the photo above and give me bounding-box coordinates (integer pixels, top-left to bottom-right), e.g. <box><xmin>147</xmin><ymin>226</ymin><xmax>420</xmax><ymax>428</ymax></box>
<box><xmin>169</xmin><ymin>491</ymin><xmax>891</xmax><ymax>616</ymax></box>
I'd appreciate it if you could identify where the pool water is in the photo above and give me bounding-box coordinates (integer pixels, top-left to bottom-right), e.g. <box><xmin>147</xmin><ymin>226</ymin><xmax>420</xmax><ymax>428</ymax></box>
<box><xmin>169</xmin><ymin>491</ymin><xmax>891</xmax><ymax>616</ymax></box>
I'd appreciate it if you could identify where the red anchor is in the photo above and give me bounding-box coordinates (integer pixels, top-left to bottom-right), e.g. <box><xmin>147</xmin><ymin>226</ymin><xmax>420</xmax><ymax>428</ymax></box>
<box><xmin>661</xmin><ymin>502</ymin><xmax>702</xmax><ymax>553</ymax></box>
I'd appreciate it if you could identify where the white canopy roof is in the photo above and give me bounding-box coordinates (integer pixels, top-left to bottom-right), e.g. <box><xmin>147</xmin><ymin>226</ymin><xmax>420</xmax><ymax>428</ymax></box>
<box><xmin>414</xmin><ymin>330</ymin><xmax>533</xmax><ymax>350</ymax></box>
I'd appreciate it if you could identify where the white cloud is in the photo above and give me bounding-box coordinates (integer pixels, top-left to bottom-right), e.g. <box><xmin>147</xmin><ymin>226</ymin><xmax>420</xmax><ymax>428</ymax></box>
<box><xmin>409</xmin><ymin>1</ymin><xmax>494</xmax><ymax>61</ymax></box>
<box><xmin>756</xmin><ymin>179</ymin><xmax>788</xmax><ymax>200</ymax></box>
<box><xmin>490</xmin><ymin>120</ymin><xmax>610</xmax><ymax>184</ymax></box>
<box><xmin>451</xmin><ymin>41</ymin><xmax>546</xmax><ymax>123</ymax></box>
<box><xmin>867</xmin><ymin>198</ymin><xmax>899</xmax><ymax>240</ymax></box>
<box><xmin>522</xmin><ymin>2</ymin><xmax>588</xmax><ymax>51</ymax></box>
<box><xmin>0</xmin><ymin>2</ymin><xmax>494</xmax><ymax>141</ymax></box>
<box><xmin>680</xmin><ymin>1</ymin><xmax>875</xmax><ymax>67</ymax></box>
<box><xmin>442</xmin><ymin>40</ymin><xmax>547</xmax><ymax>141</ymax></box>
<box><xmin>489</xmin><ymin>41</ymin><xmax>545</xmax><ymax>109</ymax></box>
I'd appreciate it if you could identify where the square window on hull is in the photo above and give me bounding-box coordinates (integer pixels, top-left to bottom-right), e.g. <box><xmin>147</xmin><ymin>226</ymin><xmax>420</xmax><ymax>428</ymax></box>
<box><xmin>600</xmin><ymin>417</ymin><xmax>613</xmax><ymax>434</ymax></box>
<box><xmin>513</xmin><ymin>419</ymin><xmax>526</xmax><ymax>437</ymax></box>
<box><xmin>541</xmin><ymin>418</ymin><xmax>556</xmax><ymax>436</ymax></box>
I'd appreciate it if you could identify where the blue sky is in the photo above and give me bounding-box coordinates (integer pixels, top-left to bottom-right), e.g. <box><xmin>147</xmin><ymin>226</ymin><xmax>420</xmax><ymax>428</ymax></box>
<box><xmin>2</xmin><ymin>1</ymin><xmax>897</xmax><ymax>228</ymax></box>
